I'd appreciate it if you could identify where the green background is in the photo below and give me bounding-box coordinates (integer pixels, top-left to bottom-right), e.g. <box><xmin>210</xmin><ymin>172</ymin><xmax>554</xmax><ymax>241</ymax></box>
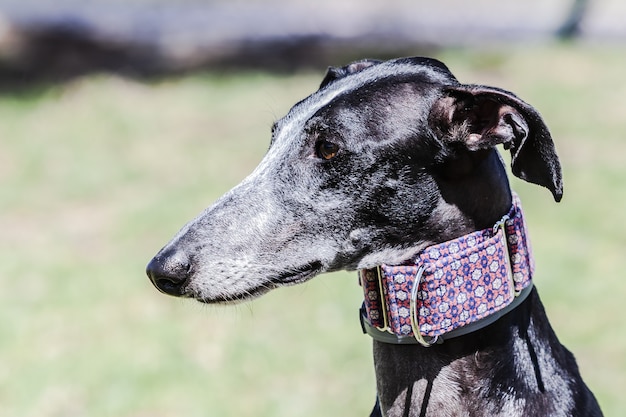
<box><xmin>1</xmin><ymin>44</ymin><xmax>624</xmax><ymax>416</ymax></box>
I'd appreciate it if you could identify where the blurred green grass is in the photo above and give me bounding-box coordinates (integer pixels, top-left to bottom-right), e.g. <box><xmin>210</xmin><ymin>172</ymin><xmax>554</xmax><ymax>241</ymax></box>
<box><xmin>1</xmin><ymin>43</ymin><xmax>624</xmax><ymax>416</ymax></box>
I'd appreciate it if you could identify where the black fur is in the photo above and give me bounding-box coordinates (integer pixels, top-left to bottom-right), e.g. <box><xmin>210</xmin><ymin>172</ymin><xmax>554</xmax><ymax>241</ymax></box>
<box><xmin>147</xmin><ymin>57</ymin><xmax>601</xmax><ymax>416</ymax></box>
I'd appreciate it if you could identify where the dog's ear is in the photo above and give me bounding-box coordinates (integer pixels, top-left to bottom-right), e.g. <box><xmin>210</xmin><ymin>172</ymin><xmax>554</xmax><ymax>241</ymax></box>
<box><xmin>319</xmin><ymin>59</ymin><xmax>382</xmax><ymax>89</ymax></box>
<box><xmin>432</xmin><ymin>84</ymin><xmax>563</xmax><ymax>202</ymax></box>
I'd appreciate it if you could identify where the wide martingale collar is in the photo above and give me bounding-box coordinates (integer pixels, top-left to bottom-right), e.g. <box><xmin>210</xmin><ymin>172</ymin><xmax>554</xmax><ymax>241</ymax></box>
<box><xmin>359</xmin><ymin>193</ymin><xmax>535</xmax><ymax>346</ymax></box>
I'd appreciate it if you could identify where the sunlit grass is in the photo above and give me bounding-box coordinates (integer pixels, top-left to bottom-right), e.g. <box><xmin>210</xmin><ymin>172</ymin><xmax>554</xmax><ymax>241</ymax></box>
<box><xmin>1</xmin><ymin>43</ymin><xmax>624</xmax><ymax>416</ymax></box>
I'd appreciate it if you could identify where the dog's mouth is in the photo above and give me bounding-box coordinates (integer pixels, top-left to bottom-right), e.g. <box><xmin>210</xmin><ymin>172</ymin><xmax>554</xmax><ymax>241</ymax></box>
<box><xmin>195</xmin><ymin>261</ymin><xmax>324</xmax><ymax>305</ymax></box>
<box><xmin>275</xmin><ymin>261</ymin><xmax>324</xmax><ymax>285</ymax></box>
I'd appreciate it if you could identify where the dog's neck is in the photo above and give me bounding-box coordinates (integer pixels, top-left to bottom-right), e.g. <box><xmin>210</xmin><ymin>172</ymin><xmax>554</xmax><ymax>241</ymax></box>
<box><xmin>371</xmin><ymin>149</ymin><xmax>541</xmax><ymax>415</ymax></box>
<box><xmin>435</xmin><ymin>149</ymin><xmax>513</xmax><ymax>233</ymax></box>
<box><xmin>369</xmin><ymin>249</ymin><xmax>547</xmax><ymax>416</ymax></box>
<box><xmin>371</xmin><ymin>289</ymin><xmax>548</xmax><ymax>416</ymax></box>
<box><xmin>360</xmin><ymin>191</ymin><xmax>533</xmax><ymax>346</ymax></box>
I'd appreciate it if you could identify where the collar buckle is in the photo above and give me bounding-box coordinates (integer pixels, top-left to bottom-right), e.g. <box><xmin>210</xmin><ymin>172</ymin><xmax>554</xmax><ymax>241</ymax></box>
<box><xmin>493</xmin><ymin>213</ymin><xmax>510</xmax><ymax>235</ymax></box>
<box><xmin>493</xmin><ymin>213</ymin><xmax>520</xmax><ymax>297</ymax></box>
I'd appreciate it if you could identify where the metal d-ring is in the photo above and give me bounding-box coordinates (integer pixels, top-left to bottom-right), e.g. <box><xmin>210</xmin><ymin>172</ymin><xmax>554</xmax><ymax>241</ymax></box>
<box><xmin>409</xmin><ymin>265</ymin><xmax>437</xmax><ymax>347</ymax></box>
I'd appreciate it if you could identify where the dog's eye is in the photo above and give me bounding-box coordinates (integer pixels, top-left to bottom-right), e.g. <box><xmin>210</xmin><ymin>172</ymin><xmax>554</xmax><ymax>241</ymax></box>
<box><xmin>315</xmin><ymin>140</ymin><xmax>339</xmax><ymax>160</ymax></box>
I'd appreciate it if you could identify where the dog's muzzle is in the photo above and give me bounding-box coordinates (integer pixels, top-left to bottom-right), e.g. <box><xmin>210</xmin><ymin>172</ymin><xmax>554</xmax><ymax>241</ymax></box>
<box><xmin>146</xmin><ymin>249</ymin><xmax>191</xmax><ymax>296</ymax></box>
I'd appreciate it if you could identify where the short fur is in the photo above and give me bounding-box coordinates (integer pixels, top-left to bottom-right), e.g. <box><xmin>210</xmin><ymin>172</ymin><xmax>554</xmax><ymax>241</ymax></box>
<box><xmin>147</xmin><ymin>57</ymin><xmax>601</xmax><ymax>416</ymax></box>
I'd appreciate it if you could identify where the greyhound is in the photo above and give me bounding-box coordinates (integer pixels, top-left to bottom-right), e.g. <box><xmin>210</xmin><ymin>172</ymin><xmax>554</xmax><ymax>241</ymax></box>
<box><xmin>146</xmin><ymin>57</ymin><xmax>602</xmax><ymax>416</ymax></box>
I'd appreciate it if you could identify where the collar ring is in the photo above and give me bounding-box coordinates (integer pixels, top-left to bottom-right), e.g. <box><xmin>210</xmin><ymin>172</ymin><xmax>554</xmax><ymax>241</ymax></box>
<box><xmin>409</xmin><ymin>265</ymin><xmax>438</xmax><ymax>347</ymax></box>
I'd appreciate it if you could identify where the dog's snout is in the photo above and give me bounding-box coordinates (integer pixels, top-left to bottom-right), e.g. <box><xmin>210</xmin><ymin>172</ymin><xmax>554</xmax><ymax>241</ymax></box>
<box><xmin>146</xmin><ymin>249</ymin><xmax>191</xmax><ymax>297</ymax></box>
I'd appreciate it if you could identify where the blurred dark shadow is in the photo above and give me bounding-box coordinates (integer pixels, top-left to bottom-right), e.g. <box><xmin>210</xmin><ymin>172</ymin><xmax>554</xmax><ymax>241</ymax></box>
<box><xmin>0</xmin><ymin>0</ymin><xmax>619</xmax><ymax>90</ymax></box>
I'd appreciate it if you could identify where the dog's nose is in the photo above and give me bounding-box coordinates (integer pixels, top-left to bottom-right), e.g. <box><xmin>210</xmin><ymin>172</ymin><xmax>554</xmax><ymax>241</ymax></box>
<box><xmin>146</xmin><ymin>249</ymin><xmax>191</xmax><ymax>296</ymax></box>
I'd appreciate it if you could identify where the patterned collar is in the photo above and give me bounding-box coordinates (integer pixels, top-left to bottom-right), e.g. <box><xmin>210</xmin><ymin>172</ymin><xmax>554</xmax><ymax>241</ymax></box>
<box><xmin>359</xmin><ymin>193</ymin><xmax>534</xmax><ymax>346</ymax></box>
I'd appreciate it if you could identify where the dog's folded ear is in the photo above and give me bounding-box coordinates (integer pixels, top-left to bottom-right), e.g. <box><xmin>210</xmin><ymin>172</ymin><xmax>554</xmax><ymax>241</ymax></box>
<box><xmin>432</xmin><ymin>84</ymin><xmax>563</xmax><ymax>202</ymax></box>
<box><xmin>319</xmin><ymin>59</ymin><xmax>382</xmax><ymax>89</ymax></box>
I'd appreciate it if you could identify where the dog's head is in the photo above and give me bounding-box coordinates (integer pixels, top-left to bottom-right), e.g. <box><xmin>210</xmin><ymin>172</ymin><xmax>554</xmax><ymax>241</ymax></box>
<box><xmin>146</xmin><ymin>57</ymin><xmax>562</xmax><ymax>304</ymax></box>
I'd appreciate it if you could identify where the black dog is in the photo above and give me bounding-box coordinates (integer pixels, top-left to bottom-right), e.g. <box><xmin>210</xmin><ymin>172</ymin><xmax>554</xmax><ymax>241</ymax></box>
<box><xmin>147</xmin><ymin>57</ymin><xmax>602</xmax><ymax>416</ymax></box>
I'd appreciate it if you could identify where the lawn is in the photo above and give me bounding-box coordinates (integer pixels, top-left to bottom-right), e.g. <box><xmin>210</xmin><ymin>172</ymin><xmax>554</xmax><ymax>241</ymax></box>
<box><xmin>1</xmin><ymin>43</ymin><xmax>624</xmax><ymax>416</ymax></box>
